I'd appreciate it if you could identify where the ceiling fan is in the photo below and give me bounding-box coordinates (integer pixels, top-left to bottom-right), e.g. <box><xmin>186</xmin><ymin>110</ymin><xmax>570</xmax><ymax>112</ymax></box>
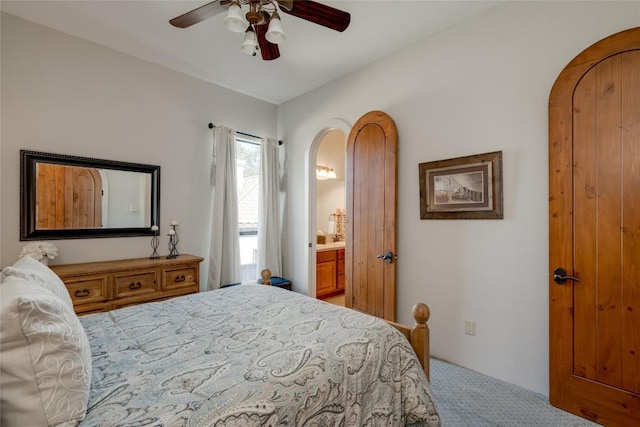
<box><xmin>169</xmin><ymin>0</ymin><xmax>351</xmax><ymax>61</ymax></box>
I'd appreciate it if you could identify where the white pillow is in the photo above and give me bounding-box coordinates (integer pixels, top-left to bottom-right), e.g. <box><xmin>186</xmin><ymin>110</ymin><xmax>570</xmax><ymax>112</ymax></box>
<box><xmin>2</xmin><ymin>255</ymin><xmax>74</xmax><ymax>311</ymax></box>
<box><xmin>0</xmin><ymin>275</ymin><xmax>91</xmax><ymax>427</ymax></box>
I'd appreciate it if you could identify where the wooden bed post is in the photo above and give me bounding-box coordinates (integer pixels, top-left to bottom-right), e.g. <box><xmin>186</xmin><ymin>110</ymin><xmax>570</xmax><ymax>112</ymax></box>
<box><xmin>411</xmin><ymin>303</ymin><xmax>431</xmax><ymax>382</ymax></box>
<box><xmin>385</xmin><ymin>302</ymin><xmax>432</xmax><ymax>381</ymax></box>
<box><xmin>260</xmin><ymin>269</ymin><xmax>272</xmax><ymax>285</ymax></box>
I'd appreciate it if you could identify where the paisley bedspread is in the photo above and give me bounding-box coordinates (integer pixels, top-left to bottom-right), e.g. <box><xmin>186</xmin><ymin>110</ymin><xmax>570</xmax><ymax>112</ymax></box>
<box><xmin>79</xmin><ymin>284</ymin><xmax>440</xmax><ymax>426</ymax></box>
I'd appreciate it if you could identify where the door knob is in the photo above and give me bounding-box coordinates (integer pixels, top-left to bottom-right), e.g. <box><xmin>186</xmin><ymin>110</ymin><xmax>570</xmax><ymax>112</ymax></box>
<box><xmin>553</xmin><ymin>267</ymin><xmax>580</xmax><ymax>285</ymax></box>
<box><xmin>377</xmin><ymin>251</ymin><xmax>394</xmax><ymax>264</ymax></box>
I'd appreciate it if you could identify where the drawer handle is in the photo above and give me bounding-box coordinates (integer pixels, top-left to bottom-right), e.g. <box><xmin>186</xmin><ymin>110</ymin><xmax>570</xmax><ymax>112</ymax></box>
<box><xmin>74</xmin><ymin>289</ymin><xmax>90</xmax><ymax>298</ymax></box>
<box><xmin>129</xmin><ymin>281</ymin><xmax>142</xmax><ymax>290</ymax></box>
<box><xmin>174</xmin><ymin>275</ymin><xmax>186</xmax><ymax>283</ymax></box>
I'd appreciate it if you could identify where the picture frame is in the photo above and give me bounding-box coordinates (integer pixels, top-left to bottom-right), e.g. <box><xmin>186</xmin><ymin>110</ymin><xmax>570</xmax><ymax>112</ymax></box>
<box><xmin>419</xmin><ymin>151</ymin><xmax>503</xmax><ymax>219</ymax></box>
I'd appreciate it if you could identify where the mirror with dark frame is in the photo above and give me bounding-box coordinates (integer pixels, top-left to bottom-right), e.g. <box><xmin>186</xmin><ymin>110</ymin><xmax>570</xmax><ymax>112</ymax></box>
<box><xmin>20</xmin><ymin>150</ymin><xmax>160</xmax><ymax>240</ymax></box>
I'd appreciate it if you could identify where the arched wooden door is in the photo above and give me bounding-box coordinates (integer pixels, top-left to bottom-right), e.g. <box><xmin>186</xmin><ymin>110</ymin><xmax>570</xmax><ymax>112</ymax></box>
<box><xmin>549</xmin><ymin>27</ymin><xmax>640</xmax><ymax>425</ymax></box>
<box><xmin>345</xmin><ymin>111</ymin><xmax>397</xmax><ymax>321</ymax></box>
<box><xmin>36</xmin><ymin>164</ymin><xmax>103</xmax><ymax>229</ymax></box>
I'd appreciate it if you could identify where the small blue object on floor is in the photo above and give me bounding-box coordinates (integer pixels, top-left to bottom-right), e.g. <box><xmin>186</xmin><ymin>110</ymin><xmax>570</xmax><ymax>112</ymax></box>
<box><xmin>257</xmin><ymin>276</ymin><xmax>292</xmax><ymax>291</ymax></box>
<box><xmin>429</xmin><ymin>358</ymin><xmax>600</xmax><ymax>426</ymax></box>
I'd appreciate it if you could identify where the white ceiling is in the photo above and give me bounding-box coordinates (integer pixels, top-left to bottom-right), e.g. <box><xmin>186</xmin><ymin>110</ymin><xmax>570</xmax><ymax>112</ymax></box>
<box><xmin>1</xmin><ymin>1</ymin><xmax>501</xmax><ymax>105</ymax></box>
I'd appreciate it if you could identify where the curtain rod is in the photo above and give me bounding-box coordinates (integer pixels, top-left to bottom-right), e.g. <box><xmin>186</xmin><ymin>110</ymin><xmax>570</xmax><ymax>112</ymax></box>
<box><xmin>208</xmin><ymin>123</ymin><xmax>283</xmax><ymax>145</ymax></box>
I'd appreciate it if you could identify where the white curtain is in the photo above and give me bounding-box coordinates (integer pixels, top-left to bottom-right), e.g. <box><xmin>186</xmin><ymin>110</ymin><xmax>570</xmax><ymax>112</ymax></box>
<box><xmin>207</xmin><ymin>126</ymin><xmax>241</xmax><ymax>290</ymax></box>
<box><xmin>257</xmin><ymin>137</ymin><xmax>282</xmax><ymax>277</ymax></box>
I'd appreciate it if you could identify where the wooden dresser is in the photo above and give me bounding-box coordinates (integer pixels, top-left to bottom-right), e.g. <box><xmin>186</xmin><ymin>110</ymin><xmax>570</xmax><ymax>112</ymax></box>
<box><xmin>51</xmin><ymin>254</ymin><xmax>204</xmax><ymax>315</ymax></box>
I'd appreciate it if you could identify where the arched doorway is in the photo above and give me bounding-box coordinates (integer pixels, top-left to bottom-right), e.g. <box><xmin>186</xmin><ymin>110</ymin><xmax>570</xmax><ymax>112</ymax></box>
<box><xmin>306</xmin><ymin>119</ymin><xmax>351</xmax><ymax>299</ymax></box>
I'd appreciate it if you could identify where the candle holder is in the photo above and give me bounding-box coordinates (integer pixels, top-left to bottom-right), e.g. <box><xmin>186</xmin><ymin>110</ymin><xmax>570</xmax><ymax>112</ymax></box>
<box><xmin>167</xmin><ymin>224</ymin><xmax>179</xmax><ymax>259</ymax></box>
<box><xmin>149</xmin><ymin>226</ymin><xmax>160</xmax><ymax>259</ymax></box>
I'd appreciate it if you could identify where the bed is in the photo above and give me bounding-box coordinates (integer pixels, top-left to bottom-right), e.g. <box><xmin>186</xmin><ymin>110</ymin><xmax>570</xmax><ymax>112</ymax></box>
<box><xmin>1</xmin><ymin>257</ymin><xmax>441</xmax><ymax>426</ymax></box>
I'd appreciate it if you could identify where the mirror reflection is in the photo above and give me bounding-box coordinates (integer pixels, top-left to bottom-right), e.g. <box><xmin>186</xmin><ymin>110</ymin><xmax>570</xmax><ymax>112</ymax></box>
<box><xmin>35</xmin><ymin>164</ymin><xmax>152</xmax><ymax>229</ymax></box>
<box><xmin>21</xmin><ymin>150</ymin><xmax>160</xmax><ymax>240</ymax></box>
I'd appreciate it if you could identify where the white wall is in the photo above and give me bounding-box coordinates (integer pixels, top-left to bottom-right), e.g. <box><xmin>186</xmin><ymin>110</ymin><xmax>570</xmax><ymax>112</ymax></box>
<box><xmin>278</xmin><ymin>1</ymin><xmax>640</xmax><ymax>395</ymax></box>
<box><xmin>0</xmin><ymin>13</ymin><xmax>277</xmax><ymax>287</ymax></box>
<box><xmin>102</xmin><ymin>169</ymin><xmax>148</xmax><ymax>228</ymax></box>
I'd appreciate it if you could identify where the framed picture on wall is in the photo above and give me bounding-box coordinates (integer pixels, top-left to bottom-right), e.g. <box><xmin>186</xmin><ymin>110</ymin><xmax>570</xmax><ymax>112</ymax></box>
<box><xmin>419</xmin><ymin>151</ymin><xmax>503</xmax><ymax>219</ymax></box>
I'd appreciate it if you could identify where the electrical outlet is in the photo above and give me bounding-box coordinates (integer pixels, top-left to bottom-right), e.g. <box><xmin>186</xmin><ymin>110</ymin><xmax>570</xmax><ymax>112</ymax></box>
<box><xmin>464</xmin><ymin>320</ymin><xmax>476</xmax><ymax>336</ymax></box>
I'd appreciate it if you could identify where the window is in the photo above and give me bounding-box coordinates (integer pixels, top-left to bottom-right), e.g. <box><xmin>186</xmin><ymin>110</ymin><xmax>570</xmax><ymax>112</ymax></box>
<box><xmin>236</xmin><ymin>136</ymin><xmax>261</xmax><ymax>281</ymax></box>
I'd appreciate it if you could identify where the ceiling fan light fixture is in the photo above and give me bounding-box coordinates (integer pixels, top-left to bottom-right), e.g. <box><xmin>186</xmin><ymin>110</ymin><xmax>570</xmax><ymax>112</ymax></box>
<box><xmin>169</xmin><ymin>0</ymin><xmax>351</xmax><ymax>60</ymax></box>
<box><xmin>240</xmin><ymin>26</ymin><xmax>258</xmax><ymax>56</ymax></box>
<box><xmin>265</xmin><ymin>10</ymin><xmax>286</xmax><ymax>44</ymax></box>
<box><xmin>224</xmin><ymin>1</ymin><xmax>248</xmax><ymax>33</ymax></box>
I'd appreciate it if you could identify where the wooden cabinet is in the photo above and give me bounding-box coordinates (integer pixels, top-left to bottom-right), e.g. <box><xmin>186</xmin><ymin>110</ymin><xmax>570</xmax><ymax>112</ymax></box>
<box><xmin>316</xmin><ymin>248</ymin><xmax>345</xmax><ymax>299</ymax></box>
<box><xmin>51</xmin><ymin>254</ymin><xmax>203</xmax><ymax>315</ymax></box>
<box><xmin>336</xmin><ymin>249</ymin><xmax>345</xmax><ymax>291</ymax></box>
<box><xmin>316</xmin><ymin>250</ymin><xmax>337</xmax><ymax>297</ymax></box>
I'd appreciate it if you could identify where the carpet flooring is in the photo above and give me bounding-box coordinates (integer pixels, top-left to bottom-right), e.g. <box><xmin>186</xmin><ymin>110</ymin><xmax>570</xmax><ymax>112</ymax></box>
<box><xmin>429</xmin><ymin>358</ymin><xmax>600</xmax><ymax>426</ymax></box>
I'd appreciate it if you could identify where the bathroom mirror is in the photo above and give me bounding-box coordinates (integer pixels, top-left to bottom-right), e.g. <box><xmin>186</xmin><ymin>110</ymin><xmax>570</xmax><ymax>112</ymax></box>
<box><xmin>20</xmin><ymin>150</ymin><xmax>160</xmax><ymax>240</ymax></box>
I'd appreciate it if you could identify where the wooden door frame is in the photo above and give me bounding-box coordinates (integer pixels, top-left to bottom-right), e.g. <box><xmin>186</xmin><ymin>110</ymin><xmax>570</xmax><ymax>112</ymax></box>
<box><xmin>549</xmin><ymin>27</ymin><xmax>640</xmax><ymax>424</ymax></box>
<box><xmin>306</xmin><ymin>118</ymin><xmax>352</xmax><ymax>298</ymax></box>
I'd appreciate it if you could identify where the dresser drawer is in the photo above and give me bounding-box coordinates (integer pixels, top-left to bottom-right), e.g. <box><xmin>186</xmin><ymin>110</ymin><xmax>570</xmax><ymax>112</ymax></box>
<box><xmin>66</xmin><ymin>275</ymin><xmax>108</xmax><ymax>305</ymax></box>
<box><xmin>162</xmin><ymin>265</ymin><xmax>198</xmax><ymax>291</ymax></box>
<box><xmin>113</xmin><ymin>270</ymin><xmax>158</xmax><ymax>298</ymax></box>
<box><xmin>53</xmin><ymin>255</ymin><xmax>204</xmax><ymax>314</ymax></box>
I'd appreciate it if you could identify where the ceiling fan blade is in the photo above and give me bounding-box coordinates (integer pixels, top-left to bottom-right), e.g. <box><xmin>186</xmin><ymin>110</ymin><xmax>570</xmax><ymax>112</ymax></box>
<box><xmin>256</xmin><ymin>25</ymin><xmax>280</xmax><ymax>61</ymax></box>
<box><xmin>279</xmin><ymin>0</ymin><xmax>350</xmax><ymax>32</ymax></box>
<box><xmin>169</xmin><ymin>1</ymin><xmax>225</xmax><ymax>28</ymax></box>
